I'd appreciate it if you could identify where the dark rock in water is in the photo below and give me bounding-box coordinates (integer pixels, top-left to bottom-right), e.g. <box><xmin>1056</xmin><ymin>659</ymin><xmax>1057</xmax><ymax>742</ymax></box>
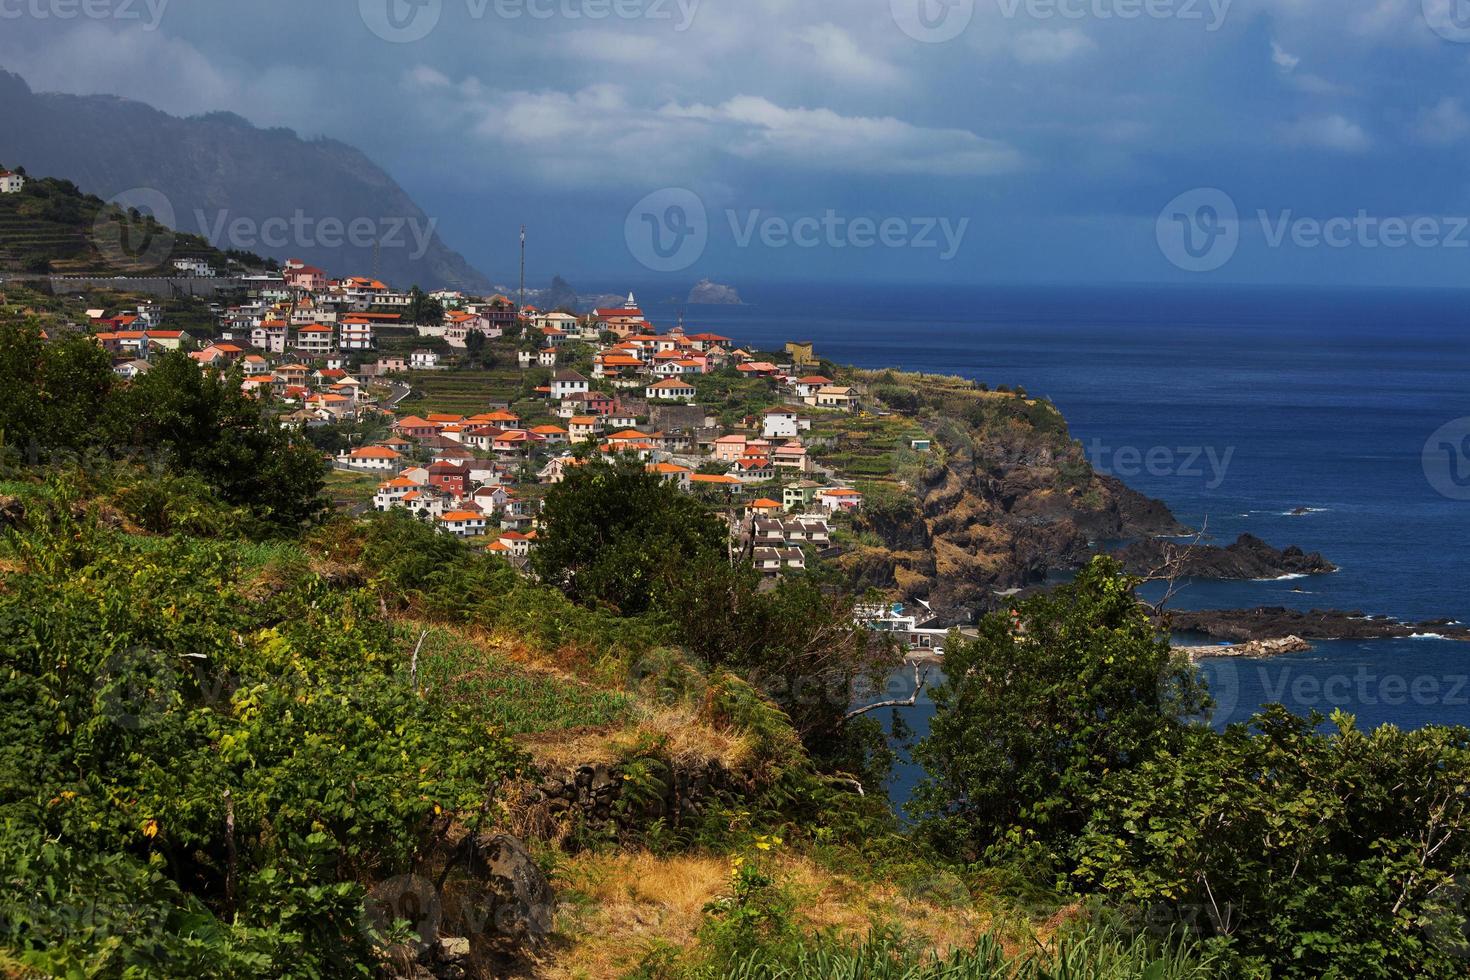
<box><xmin>688</xmin><ymin>278</ymin><xmax>742</xmax><ymax>305</ymax></box>
<box><xmin>1169</xmin><ymin>607</ymin><xmax>1470</xmax><ymax>643</ymax></box>
<box><xmin>1288</xmin><ymin>507</ymin><xmax>1312</xmax><ymax>516</ymax></box>
<box><xmin>1116</xmin><ymin>533</ymin><xmax>1335</xmax><ymax>580</ymax></box>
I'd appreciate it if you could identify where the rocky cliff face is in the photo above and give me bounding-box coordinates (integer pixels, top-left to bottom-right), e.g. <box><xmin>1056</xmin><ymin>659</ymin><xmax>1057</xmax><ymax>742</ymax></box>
<box><xmin>842</xmin><ymin>379</ymin><xmax>1186</xmax><ymax>616</ymax></box>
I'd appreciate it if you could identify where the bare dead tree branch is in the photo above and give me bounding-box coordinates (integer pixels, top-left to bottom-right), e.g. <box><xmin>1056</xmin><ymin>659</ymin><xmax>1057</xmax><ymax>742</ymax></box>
<box><xmin>409</xmin><ymin>628</ymin><xmax>428</xmax><ymax>694</ymax></box>
<box><xmin>845</xmin><ymin>661</ymin><xmax>932</xmax><ymax>720</ymax></box>
<box><xmin>1139</xmin><ymin>517</ymin><xmax>1210</xmax><ymax>617</ymax></box>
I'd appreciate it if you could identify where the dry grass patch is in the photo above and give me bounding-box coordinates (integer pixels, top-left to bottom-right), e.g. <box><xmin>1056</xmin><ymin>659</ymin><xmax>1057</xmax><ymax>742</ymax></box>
<box><xmin>539</xmin><ymin>850</ymin><xmax>1003</xmax><ymax>979</ymax></box>
<box><xmin>518</xmin><ymin>705</ymin><xmax>754</xmax><ymax>772</ymax></box>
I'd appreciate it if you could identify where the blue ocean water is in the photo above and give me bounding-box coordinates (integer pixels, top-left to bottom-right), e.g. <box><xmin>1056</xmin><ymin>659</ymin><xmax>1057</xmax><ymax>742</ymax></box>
<box><xmin>623</xmin><ymin>281</ymin><xmax>1470</xmax><ymax>795</ymax></box>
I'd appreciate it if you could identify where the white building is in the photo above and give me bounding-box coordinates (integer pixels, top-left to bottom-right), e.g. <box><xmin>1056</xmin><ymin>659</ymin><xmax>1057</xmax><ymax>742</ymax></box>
<box><xmin>172</xmin><ymin>258</ymin><xmax>217</xmax><ymax>277</ymax></box>
<box><xmin>439</xmin><ymin>510</ymin><xmax>489</xmax><ymax>538</ymax></box>
<box><xmin>0</xmin><ymin>171</ymin><xmax>24</xmax><ymax>194</ymax></box>
<box><xmin>550</xmin><ymin>370</ymin><xmax>589</xmax><ymax>400</ymax></box>
<box><xmin>293</xmin><ymin>324</ymin><xmax>336</xmax><ymax>357</ymax></box>
<box><xmin>411</xmin><ymin>349</ymin><xmax>441</xmax><ymax>370</ymax></box>
<box><xmin>645</xmin><ymin>378</ymin><xmax>697</xmax><ymax>403</ymax></box>
<box><xmin>339</xmin><ymin>318</ymin><xmax>375</xmax><ymax>351</ymax></box>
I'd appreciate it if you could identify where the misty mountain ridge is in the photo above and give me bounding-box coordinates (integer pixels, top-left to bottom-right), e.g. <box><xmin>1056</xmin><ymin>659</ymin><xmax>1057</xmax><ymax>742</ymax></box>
<box><xmin>0</xmin><ymin>69</ymin><xmax>493</xmax><ymax>292</ymax></box>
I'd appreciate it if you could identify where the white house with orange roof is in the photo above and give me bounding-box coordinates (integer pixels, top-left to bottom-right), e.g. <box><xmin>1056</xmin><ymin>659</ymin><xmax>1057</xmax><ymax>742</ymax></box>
<box><xmin>439</xmin><ymin>510</ymin><xmax>490</xmax><ymax>538</ymax></box>
<box><xmin>339</xmin><ymin>446</ymin><xmax>403</xmax><ymax>471</ymax></box>
<box><xmin>293</xmin><ymin>324</ymin><xmax>336</xmax><ymax>356</ymax></box>
<box><xmin>373</xmin><ymin>476</ymin><xmax>421</xmax><ymax>510</ymax></box>
<box><xmin>816</xmin><ymin>487</ymin><xmax>864</xmax><ymax>513</ymax></box>
<box><xmin>251</xmin><ymin>320</ymin><xmax>289</xmax><ymax>353</ymax></box>
<box><xmin>339</xmin><ymin>316</ymin><xmax>376</xmax><ymax>351</ymax></box>
<box><xmin>495</xmin><ymin>530</ymin><xmax>538</xmax><ymax>558</ymax></box>
<box><xmin>645</xmin><ymin>378</ymin><xmax>697</xmax><ymax>403</ymax></box>
<box><xmin>0</xmin><ymin>170</ymin><xmax>25</xmax><ymax>194</ymax></box>
<box><xmin>568</xmin><ymin>416</ymin><xmax>601</xmax><ymax>443</ymax></box>
<box><xmin>690</xmin><ymin>473</ymin><xmax>743</xmax><ymax>494</ymax></box>
<box><xmin>647</xmin><ymin>461</ymin><xmax>693</xmax><ymax>491</ymax></box>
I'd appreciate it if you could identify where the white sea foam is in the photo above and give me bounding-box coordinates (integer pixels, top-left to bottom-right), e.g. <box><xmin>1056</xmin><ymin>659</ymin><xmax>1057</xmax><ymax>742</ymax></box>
<box><xmin>1253</xmin><ymin>573</ymin><xmax>1309</xmax><ymax>582</ymax></box>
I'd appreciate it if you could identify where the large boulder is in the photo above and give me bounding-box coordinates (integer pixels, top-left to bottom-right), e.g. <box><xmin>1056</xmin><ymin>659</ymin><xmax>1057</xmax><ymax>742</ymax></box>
<box><xmin>469</xmin><ymin>833</ymin><xmax>554</xmax><ymax>946</ymax></box>
<box><xmin>0</xmin><ymin>495</ymin><xmax>25</xmax><ymax>530</ymax></box>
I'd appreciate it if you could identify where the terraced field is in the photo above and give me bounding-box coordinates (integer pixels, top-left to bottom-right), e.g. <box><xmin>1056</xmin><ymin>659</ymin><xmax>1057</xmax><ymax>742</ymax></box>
<box><xmin>0</xmin><ymin>177</ymin><xmax>256</xmax><ymax>276</ymax></box>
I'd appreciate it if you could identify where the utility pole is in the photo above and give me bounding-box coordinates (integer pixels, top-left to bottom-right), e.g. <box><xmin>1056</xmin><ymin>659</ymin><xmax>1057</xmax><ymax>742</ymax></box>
<box><xmin>518</xmin><ymin>225</ymin><xmax>526</xmax><ymax>322</ymax></box>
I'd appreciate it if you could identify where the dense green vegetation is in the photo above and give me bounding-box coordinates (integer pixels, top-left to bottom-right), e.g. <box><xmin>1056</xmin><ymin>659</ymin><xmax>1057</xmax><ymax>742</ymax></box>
<box><xmin>1</xmin><ymin>325</ymin><xmax>1468</xmax><ymax>976</ymax></box>
<box><xmin>0</xmin><ymin>499</ymin><xmax>528</xmax><ymax>976</ymax></box>
<box><xmin>912</xmin><ymin>559</ymin><xmax>1470</xmax><ymax>978</ymax></box>
<box><xmin>0</xmin><ymin>322</ymin><xmax>326</xmax><ymax>530</ymax></box>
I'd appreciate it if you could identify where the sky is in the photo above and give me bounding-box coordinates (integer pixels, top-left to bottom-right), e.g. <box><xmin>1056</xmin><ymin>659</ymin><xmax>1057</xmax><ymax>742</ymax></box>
<box><xmin>4</xmin><ymin>0</ymin><xmax>1470</xmax><ymax>289</ymax></box>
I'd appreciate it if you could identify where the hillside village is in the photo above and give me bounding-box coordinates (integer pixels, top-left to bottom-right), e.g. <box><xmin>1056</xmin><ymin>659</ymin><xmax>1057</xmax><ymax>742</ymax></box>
<box><xmin>69</xmin><ymin>258</ymin><xmax>881</xmax><ymax>580</ymax></box>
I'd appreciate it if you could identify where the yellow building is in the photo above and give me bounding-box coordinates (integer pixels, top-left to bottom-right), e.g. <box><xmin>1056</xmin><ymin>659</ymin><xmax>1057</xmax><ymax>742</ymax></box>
<box><xmin>785</xmin><ymin>340</ymin><xmax>817</xmax><ymax>367</ymax></box>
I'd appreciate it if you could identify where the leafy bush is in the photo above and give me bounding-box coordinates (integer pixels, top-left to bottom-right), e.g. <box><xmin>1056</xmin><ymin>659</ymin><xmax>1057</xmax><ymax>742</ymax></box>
<box><xmin>1076</xmin><ymin>707</ymin><xmax>1470</xmax><ymax>978</ymax></box>
<box><xmin>0</xmin><ymin>505</ymin><xmax>528</xmax><ymax>975</ymax></box>
<box><xmin>912</xmin><ymin>557</ymin><xmax>1207</xmax><ymax>873</ymax></box>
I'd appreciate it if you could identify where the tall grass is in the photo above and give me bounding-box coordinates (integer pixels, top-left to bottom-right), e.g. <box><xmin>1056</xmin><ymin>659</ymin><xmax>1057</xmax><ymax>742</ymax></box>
<box><xmin>402</xmin><ymin>624</ymin><xmax>634</xmax><ymax>735</ymax></box>
<box><xmin>709</xmin><ymin>922</ymin><xmax>1222</xmax><ymax>980</ymax></box>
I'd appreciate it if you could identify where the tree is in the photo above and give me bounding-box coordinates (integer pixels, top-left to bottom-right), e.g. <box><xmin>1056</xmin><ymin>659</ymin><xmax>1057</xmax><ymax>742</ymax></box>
<box><xmin>662</xmin><ymin>558</ymin><xmax>901</xmax><ymax>784</ymax></box>
<box><xmin>406</xmin><ymin>286</ymin><xmax>444</xmax><ymax>326</ymax></box>
<box><xmin>103</xmin><ymin>353</ymin><xmax>327</xmax><ymax>530</ymax></box>
<box><xmin>531</xmin><ymin>456</ymin><xmax>728</xmax><ymax>616</ymax></box>
<box><xmin>464</xmin><ymin>329</ymin><xmax>486</xmax><ymax>367</ymax></box>
<box><xmin>1075</xmin><ymin>707</ymin><xmax>1470</xmax><ymax>978</ymax></box>
<box><xmin>911</xmin><ymin>556</ymin><xmax>1207</xmax><ymax>870</ymax></box>
<box><xmin>0</xmin><ymin>321</ymin><xmax>114</xmax><ymax>460</ymax></box>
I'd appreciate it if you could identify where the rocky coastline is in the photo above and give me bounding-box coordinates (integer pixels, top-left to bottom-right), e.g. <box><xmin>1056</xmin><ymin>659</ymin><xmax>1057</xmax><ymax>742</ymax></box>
<box><xmin>1115</xmin><ymin>533</ymin><xmax>1336</xmax><ymax>580</ymax></box>
<box><xmin>1169</xmin><ymin>607</ymin><xmax>1470</xmax><ymax>644</ymax></box>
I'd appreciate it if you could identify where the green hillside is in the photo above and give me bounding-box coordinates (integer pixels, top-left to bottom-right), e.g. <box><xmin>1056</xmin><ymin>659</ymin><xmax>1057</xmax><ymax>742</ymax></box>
<box><xmin>0</xmin><ymin>170</ymin><xmax>267</xmax><ymax>277</ymax></box>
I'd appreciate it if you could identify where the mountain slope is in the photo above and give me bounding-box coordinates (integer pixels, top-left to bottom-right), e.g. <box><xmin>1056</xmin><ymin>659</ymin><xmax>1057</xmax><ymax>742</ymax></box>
<box><xmin>0</xmin><ymin>69</ymin><xmax>492</xmax><ymax>292</ymax></box>
<box><xmin>0</xmin><ymin>173</ymin><xmax>268</xmax><ymax>276</ymax></box>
